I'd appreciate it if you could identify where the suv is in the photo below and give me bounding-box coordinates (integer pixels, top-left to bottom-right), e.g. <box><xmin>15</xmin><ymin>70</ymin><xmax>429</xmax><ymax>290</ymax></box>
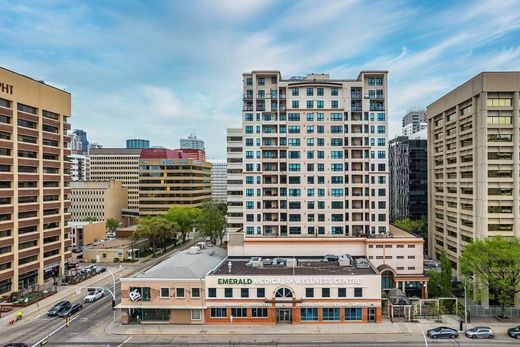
<box><xmin>508</xmin><ymin>326</ymin><xmax>520</xmax><ymax>339</ymax></box>
<box><xmin>47</xmin><ymin>301</ymin><xmax>71</xmax><ymax>316</ymax></box>
<box><xmin>84</xmin><ymin>288</ymin><xmax>104</xmax><ymax>303</ymax></box>
<box><xmin>426</xmin><ymin>327</ymin><xmax>458</xmax><ymax>339</ymax></box>
<box><xmin>465</xmin><ymin>326</ymin><xmax>494</xmax><ymax>339</ymax></box>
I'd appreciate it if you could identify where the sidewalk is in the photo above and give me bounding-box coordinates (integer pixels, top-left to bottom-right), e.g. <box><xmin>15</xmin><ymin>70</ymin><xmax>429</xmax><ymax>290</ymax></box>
<box><xmin>106</xmin><ymin>316</ymin><xmax>515</xmax><ymax>336</ymax></box>
<box><xmin>0</xmin><ymin>265</ymin><xmax>126</xmax><ymax>324</ymax></box>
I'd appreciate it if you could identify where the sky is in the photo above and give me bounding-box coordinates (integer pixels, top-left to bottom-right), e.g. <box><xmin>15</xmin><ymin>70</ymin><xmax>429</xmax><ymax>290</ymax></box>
<box><xmin>1</xmin><ymin>0</ymin><xmax>519</xmax><ymax>159</ymax></box>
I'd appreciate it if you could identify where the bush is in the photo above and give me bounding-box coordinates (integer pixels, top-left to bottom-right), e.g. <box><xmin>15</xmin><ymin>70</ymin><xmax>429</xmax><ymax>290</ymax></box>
<box><xmin>113</xmin><ymin>257</ymin><xmax>120</xmax><ymax>263</ymax></box>
<box><xmin>91</xmin><ymin>259</ymin><xmax>97</xmax><ymax>263</ymax></box>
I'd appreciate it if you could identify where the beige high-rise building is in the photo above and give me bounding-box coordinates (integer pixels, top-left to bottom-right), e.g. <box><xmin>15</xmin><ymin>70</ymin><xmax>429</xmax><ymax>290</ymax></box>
<box><xmin>0</xmin><ymin>67</ymin><xmax>72</xmax><ymax>294</ymax></box>
<box><xmin>236</xmin><ymin>70</ymin><xmax>389</xmax><ymax>237</ymax></box>
<box><xmin>226</xmin><ymin>128</ymin><xmax>243</xmax><ymax>233</ymax></box>
<box><xmin>69</xmin><ymin>180</ymin><xmax>128</xmax><ymax>223</ymax></box>
<box><xmin>89</xmin><ymin>148</ymin><xmax>141</xmax><ymax>210</ymax></box>
<box><xmin>427</xmin><ymin>72</ymin><xmax>520</xmax><ymax>273</ymax></box>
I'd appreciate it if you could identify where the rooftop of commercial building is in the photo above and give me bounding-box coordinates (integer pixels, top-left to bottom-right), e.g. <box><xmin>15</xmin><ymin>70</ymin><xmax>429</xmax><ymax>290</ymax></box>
<box><xmin>84</xmin><ymin>239</ymin><xmax>136</xmax><ymax>249</ymax></box>
<box><xmin>135</xmin><ymin>245</ymin><xmax>227</xmax><ymax>279</ymax></box>
<box><xmin>211</xmin><ymin>257</ymin><xmax>377</xmax><ymax>277</ymax></box>
<box><xmin>89</xmin><ymin>148</ymin><xmax>143</xmax><ymax>155</ymax></box>
<box><xmin>140</xmin><ymin>148</ymin><xmax>188</xmax><ymax>159</ymax></box>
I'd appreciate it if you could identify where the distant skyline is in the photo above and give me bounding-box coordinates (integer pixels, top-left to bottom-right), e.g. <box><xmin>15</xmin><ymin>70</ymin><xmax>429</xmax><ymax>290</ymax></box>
<box><xmin>1</xmin><ymin>0</ymin><xmax>519</xmax><ymax>159</ymax></box>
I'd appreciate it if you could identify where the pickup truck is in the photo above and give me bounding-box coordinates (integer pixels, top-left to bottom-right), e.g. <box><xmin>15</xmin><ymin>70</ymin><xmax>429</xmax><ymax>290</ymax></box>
<box><xmin>84</xmin><ymin>288</ymin><xmax>104</xmax><ymax>303</ymax></box>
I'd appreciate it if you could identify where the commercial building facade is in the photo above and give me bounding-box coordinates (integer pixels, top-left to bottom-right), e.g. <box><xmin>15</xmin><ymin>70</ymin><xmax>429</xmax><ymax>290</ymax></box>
<box><xmin>68</xmin><ymin>221</ymin><xmax>105</xmax><ymax>247</ymax></box>
<box><xmin>126</xmin><ymin>139</ymin><xmax>150</xmax><ymax>149</ymax></box>
<box><xmin>0</xmin><ymin>67</ymin><xmax>72</xmax><ymax>294</ymax></box>
<box><xmin>427</xmin><ymin>72</ymin><xmax>520</xmax><ymax>273</ymax></box>
<box><xmin>89</xmin><ymin>148</ymin><xmax>141</xmax><ymax>211</ymax></box>
<box><xmin>209</xmin><ymin>159</ymin><xmax>227</xmax><ymax>203</ymax></box>
<box><xmin>239</xmin><ymin>70</ymin><xmax>389</xmax><ymax>237</ymax></box>
<box><xmin>226</xmin><ymin>128</ymin><xmax>243</xmax><ymax>233</ymax></box>
<box><xmin>71</xmin><ymin>129</ymin><xmax>88</xmax><ymax>155</ymax></box>
<box><xmin>389</xmin><ymin>135</ymin><xmax>427</xmax><ymax>221</ymax></box>
<box><xmin>138</xmin><ymin>148</ymin><xmax>212</xmax><ymax>215</ymax></box>
<box><xmin>69</xmin><ymin>179</ymin><xmax>128</xmax><ymax>223</ymax></box>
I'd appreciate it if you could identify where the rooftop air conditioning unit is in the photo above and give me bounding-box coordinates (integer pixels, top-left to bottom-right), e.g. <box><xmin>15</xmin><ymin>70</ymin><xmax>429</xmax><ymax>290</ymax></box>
<box><xmin>285</xmin><ymin>258</ymin><xmax>297</xmax><ymax>268</ymax></box>
<box><xmin>355</xmin><ymin>258</ymin><xmax>370</xmax><ymax>269</ymax></box>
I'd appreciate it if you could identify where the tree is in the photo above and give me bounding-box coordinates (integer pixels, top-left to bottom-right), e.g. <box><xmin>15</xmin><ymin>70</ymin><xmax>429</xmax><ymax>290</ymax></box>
<box><xmin>459</xmin><ymin>237</ymin><xmax>520</xmax><ymax>318</ymax></box>
<box><xmin>106</xmin><ymin>218</ymin><xmax>120</xmax><ymax>234</ymax></box>
<box><xmin>197</xmin><ymin>203</ymin><xmax>227</xmax><ymax>245</ymax></box>
<box><xmin>82</xmin><ymin>216</ymin><xmax>97</xmax><ymax>222</ymax></box>
<box><xmin>426</xmin><ymin>269</ymin><xmax>443</xmax><ymax>298</ymax></box>
<box><xmin>439</xmin><ymin>250</ymin><xmax>453</xmax><ymax>297</ymax></box>
<box><xmin>393</xmin><ymin>218</ymin><xmax>427</xmax><ymax>238</ymax></box>
<box><xmin>165</xmin><ymin>206</ymin><xmax>201</xmax><ymax>243</ymax></box>
<box><xmin>133</xmin><ymin>216</ymin><xmax>179</xmax><ymax>257</ymax></box>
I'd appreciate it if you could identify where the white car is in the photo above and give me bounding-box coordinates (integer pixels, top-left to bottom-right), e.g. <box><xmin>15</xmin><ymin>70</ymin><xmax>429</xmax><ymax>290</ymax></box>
<box><xmin>84</xmin><ymin>288</ymin><xmax>104</xmax><ymax>303</ymax></box>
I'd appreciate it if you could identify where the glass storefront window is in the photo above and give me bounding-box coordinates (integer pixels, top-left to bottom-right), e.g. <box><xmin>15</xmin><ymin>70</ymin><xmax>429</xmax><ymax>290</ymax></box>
<box><xmin>345</xmin><ymin>308</ymin><xmax>362</xmax><ymax>320</ymax></box>
<box><xmin>322</xmin><ymin>308</ymin><xmax>340</xmax><ymax>321</ymax></box>
<box><xmin>132</xmin><ymin>308</ymin><xmax>170</xmax><ymax>322</ymax></box>
<box><xmin>300</xmin><ymin>308</ymin><xmax>318</xmax><ymax>321</ymax></box>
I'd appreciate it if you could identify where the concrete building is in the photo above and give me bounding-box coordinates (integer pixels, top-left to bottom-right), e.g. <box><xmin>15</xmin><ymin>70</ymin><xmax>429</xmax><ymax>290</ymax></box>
<box><xmin>126</xmin><ymin>139</ymin><xmax>150</xmax><ymax>149</ymax></box>
<box><xmin>71</xmin><ymin>129</ymin><xmax>88</xmax><ymax>155</ymax></box>
<box><xmin>69</xmin><ymin>153</ymin><xmax>89</xmax><ymax>181</ymax></box>
<box><xmin>83</xmin><ymin>238</ymin><xmax>148</xmax><ymax>263</ymax></box>
<box><xmin>181</xmin><ymin>148</ymin><xmax>206</xmax><ymax>161</ymax></box>
<box><xmin>89</xmin><ymin>148</ymin><xmax>141</xmax><ymax>211</ymax></box>
<box><xmin>402</xmin><ymin>109</ymin><xmax>427</xmax><ymax>136</ymax></box>
<box><xmin>180</xmin><ymin>134</ymin><xmax>205</xmax><ymax>150</ymax></box>
<box><xmin>138</xmin><ymin>148</ymin><xmax>212</xmax><ymax>215</ymax></box>
<box><xmin>427</xmin><ymin>72</ymin><xmax>520</xmax><ymax>273</ymax></box>
<box><xmin>238</xmin><ymin>70</ymin><xmax>389</xmax><ymax>237</ymax></box>
<box><xmin>389</xmin><ymin>136</ymin><xmax>427</xmax><ymax>221</ymax></box>
<box><xmin>69</xmin><ymin>180</ymin><xmax>128</xmax><ymax>223</ymax></box>
<box><xmin>68</xmin><ymin>221</ymin><xmax>106</xmax><ymax>247</ymax></box>
<box><xmin>226</xmin><ymin>128</ymin><xmax>243</xmax><ymax>233</ymax></box>
<box><xmin>209</xmin><ymin>159</ymin><xmax>227</xmax><ymax>203</ymax></box>
<box><xmin>0</xmin><ymin>66</ymin><xmax>72</xmax><ymax>294</ymax></box>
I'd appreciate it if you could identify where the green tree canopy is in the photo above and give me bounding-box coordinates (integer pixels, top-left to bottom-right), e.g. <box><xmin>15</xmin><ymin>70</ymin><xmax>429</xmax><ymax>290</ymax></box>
<box><xmin>165</xmin><ymin>206</ymin><xmax>201</xmax><ymax>243</ymax></box>
<box><xmin>82</xmin><ymin>216</ymin><xmax>97</xmax><ymax>222</ymax></box>
<box><xmin>106</xmin><ymin>218</ymin><xmax>120</xmax><ymax>233</ymax></box>
<box><xmin>133</xmin><ymin>216</ymin><xmax>179</xmax><ymax>257</ymax></box>
<box><xmin>439</xmin><ymin>250</ymin><xmax>453</xmax><ymax>297</ymax></box>
<box><xmin>393</xmin><ymin>218</ymin><xmax>427</xmax><ymax>237</ymax></box>
<box><xmin>459</xmin><ymin>237</ymin><xmax>520</xmax><ymax>318</ymax></box>
<box><xmin>197</xmin><ymin>202</ymin><xmax>227</xmax><ymax>245</ymax></box>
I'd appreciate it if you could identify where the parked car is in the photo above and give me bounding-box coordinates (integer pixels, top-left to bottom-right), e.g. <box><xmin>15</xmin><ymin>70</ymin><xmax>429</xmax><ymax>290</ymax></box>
<box><xmin>465</xmin><ymin>326</ymin><xmax>494</xmax><ymax>339</ymax></box>
<box><xmin>71</xmin><ymin>247</ymin><xmax>82</xmax><ymax>254</ymax></box>
<box><xmin>84</xmin><ymin>288</ymin><xmax>104</xmax><ymax>303</ymax></box>
<box><xmin>57</xmin><ymin>303</ymin><xmax>83</xmax><ymax>317</ymax></box>
<box><xmin>97</xmin><ymin>266</ymin><xmax>107</xmax><ymax>273</ymax></box>
<box><xmin>47</xmin><ymin>301</ymin><xmax>71</xmax><ymax>316</ymax></box>
<box><xmin>507</xmin><ymin>326</ymin><xmax>520</xmax><ymax>339</ymax></box>
<box><xmin>4</xmin><ymin>343</ymin><xmax>29</xmax><ymax>347</ymax></box>
<box><xmin>84</xmin><ymin>265</ymin><xmax>97</xmax><ymax>274</ymax></box>
<box><xmin>426</xmin><ymin>327</ymin><xmax>459</xmax><ymax>339</ymax></box>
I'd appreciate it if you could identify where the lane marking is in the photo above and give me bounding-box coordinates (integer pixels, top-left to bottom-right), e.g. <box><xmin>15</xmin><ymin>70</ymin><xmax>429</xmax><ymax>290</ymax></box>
<box><xmin>118</xmin><ymin>337</ymin><xmax>132</xmax><ymax>347</ymax></box>
<box><xmin>417</xmin><ymin>323</ymin><xmax>428</xmax><ymax>347</ymax></box>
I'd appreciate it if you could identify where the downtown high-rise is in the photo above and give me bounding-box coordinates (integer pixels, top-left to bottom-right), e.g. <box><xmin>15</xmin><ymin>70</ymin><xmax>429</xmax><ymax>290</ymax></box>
<box><xmin>237</xmin><ymin>71</ymin><xmax>389</xmax><ymax>237</ymax></box>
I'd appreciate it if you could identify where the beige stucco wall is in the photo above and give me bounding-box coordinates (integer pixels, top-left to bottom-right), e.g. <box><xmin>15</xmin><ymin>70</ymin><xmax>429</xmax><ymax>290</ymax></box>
<box><xmin>104</xmin><ymin>180</ymin><xmax>128</xmax><ymax>222</ymax></box>
<box><xmin>83</xmin><ymin>222</ymin><xmax>106</xmax><ymax>245</ymax></box>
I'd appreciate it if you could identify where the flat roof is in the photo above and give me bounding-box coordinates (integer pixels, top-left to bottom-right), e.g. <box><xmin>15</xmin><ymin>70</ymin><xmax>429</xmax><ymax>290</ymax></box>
<box><xmin>85</xmin><ymin>239</ymin><xmax>133</xmax><ymax>249</ymax></box>
<box><xmin>388</xmin><ymin>224</ymin><xmax>421</xmax><ymax>238</ymax></box>
<box><xmin>136</xmin><ymin>246</ymin><xmax>227</xmax><ymax>279</ymax></box>
<box><xmin>0</xmin><ymin>66</ymin><xmax>70</xmax><ymax>94</ymax></box>
<box><xmin>211</xmin><ymin>258</ymin><xmax>376</xmax><ymax>276</ymax></box>
<box><xmin>89</xmin><ymin>148</ymin><xmax>143</xmax><ymax>155</ymax></box>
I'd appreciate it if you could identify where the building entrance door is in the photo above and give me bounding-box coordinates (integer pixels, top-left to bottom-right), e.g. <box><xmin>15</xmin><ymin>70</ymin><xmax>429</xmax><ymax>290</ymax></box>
<box><xmin>368</xmin><ymin>308</ymin><xmax>376</xmax><ymax>322</ymax></box>
<box><xmin>276</xmin><ymin>308</ymin><xmax>292</xmax><ymax>323</ymax></box>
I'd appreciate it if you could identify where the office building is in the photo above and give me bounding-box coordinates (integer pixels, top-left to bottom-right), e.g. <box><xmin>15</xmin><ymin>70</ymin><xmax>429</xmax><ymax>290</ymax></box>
<box><xmin>181</xmin><ymin>148</ymin><xmax>206</xmax><ymax>161</ymax></box>
<box><xmin>89</xmin><ymin>148</ymin><xmax>141</xmax><ymax>210</ymax></box>
<box><xmin>68</xmin><ymin>221</ymin><xmax>105</xmax><ymax>247</ymax></box>
<box><xmin>209</xmin><ymin>159</ymin><xmax>227</xmax><ymax>203</ymax></box>
<box><xmin>180</xmin><ymin>134</ymin><xmax>205</xmax><ymax>150</ymax></box>
<box><xmin>402</xmin><ymin>109</ymin><xmax>427</xmax><ymax>136</ymax></box>
<box><xmin>427</xmin><ymin>72</ymin><xmax>520</xmax><ymax>274</ymax></box>
<box><xmin>70</xmin><ymin>132</ymin><xmax>83</xmax><ymax>154</ymax></box>
<box><xmin>0</xmin><ymin>67</ymin><xmax>72</xmax><ymax>294</ymax></box>
<box><xmin>89</xmin><ymin>142</ymin><xmax>103</xmax><ymax>150</ymax></box>
<box><xmin>138</xmin><ymin>148</ymin><xmax>212</xmax><ymax>216</ymax></box>
<box><xmin>69</xmin><ymin>153</ymin><xmax>89</xmax><ymax>181</ymax></box>
<box><xmin>126</xmin><ymin>139</ymin><xmax>150</xmax><ymax>149</ymax></box>
<box><xmin>71</xmin><ymin>129</ymin><xmax>88</xmax><ymax>155</ymax></box>
<box><xmin>226</xmin><ymin>128</ymin><xmax>243</xmax><ymax>233</ymax></box>
<box><xmin>389</xmin><ymin>135</ymin><xmax>427</xmax><ymax>221</ymax></box>
<box><xmin>239</xmin><ymin>70</ymin><xmax>389</xmax><ymax>237</ymax></box>
<box><xmin>69</xmin><ymin>179</ymin><xmax>128</xmax><ymax>223</ymax></box>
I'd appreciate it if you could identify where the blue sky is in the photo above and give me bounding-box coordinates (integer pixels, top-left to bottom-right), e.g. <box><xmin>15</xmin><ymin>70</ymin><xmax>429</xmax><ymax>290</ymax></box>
<box><xmin>1</xmin><ymin>0</ymin><xmax>519</xmax><ymax>159</ymax></box>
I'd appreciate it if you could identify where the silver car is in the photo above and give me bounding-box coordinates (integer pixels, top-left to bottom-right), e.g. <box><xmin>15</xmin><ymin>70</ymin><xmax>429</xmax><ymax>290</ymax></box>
<box><xmin>465</xmin><ymin>326</ymin><xmax>494</xmax><ymax>339</ymax></box>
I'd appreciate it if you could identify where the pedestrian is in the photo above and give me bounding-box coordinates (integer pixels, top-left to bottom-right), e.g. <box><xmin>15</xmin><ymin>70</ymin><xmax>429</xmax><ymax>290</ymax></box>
<box><xmin>16</xmin><ymin>310</ymin><xmax>23</xmax><ymax>321</ymax></box>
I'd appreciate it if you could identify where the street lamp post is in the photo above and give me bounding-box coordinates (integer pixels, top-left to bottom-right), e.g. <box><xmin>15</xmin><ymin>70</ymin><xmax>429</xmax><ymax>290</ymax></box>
<box><xmin>103</xmin><ymin>267</ymin><xmax>117</xmax><ymax>323</ymax></box>
<box><xmin>464</xmin><ymin>275</ymin><xmax>473</xmax><ymax>326</ymax></box>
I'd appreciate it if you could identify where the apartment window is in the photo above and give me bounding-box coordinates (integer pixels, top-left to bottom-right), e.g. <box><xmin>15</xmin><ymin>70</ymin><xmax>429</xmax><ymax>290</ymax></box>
<box><xmin>191</xmin><ymin>309</ymin><xmax>201</xmax><ymax>320</ymax></box>
<box><xmin>160</xmin><ymin>288</ymin><xmax>170</xmax><ymax>298</ymax></box>
<box><xmin>322</xmin><ymin>288</ymin><xmax>330</xmax><ymax>298</ymax></box>
<box><xmin>257</xmin><ymin>288</ymin><xmax>265</xmax><ymax>298</ymax></box>
<box><xmin>208</xmin><ymin>288</ymin><xmax>216</xmax><ymax>298</ymax></box>
<box><xmin>210</xmin><ymin>308</ymin><xmax>227</xmax><ymax>318</ymax></box>
<box><xmin>257</xmin><ymin>78</ymin><xmax>265</xmax><ymax>86</ymax></box>
<box><xmin>292</xmin><ymin>100</ymin><xmax>299</xmax><ymax>108</ymax></box>
<box><xmin>191</xmin><ymin>287</ymin><xmax>201</xmax><ymax>298</ymax></box>
<box><xmin>306</xmin><ymin>88</ymin><xmax>313</xmax><ymax>96</ymax></box>
<box><xmin>175</xmin><ymin>288</ymin><xmax>185</xmax><ymax>298</ymax></box>
<box><xmin>331</xmin><ymin>87</ymin><xmax>338</xmax><ymax>96</ymax></box>
<box><xmin>305</xmin><ymin>288</ymin><xmax>314</xmax><ymax>298</ymax></box>
<box><xmin>225</xmin><ymin>288</ymin><xmax>233</xmax><ymax>298</ymax></box>
<box><xmin>42</xmin><ymin>124</ymin><xmax>59</xmax><ymax>134</ymax></box>
<box><xmin>240</xmin><ymin>288</ymin><xmax>249</xmax><ymax>298</ymax></box>
<box><xmin>354</xmin><ymin>288</ymin><xmax>363</xmax><ymax>298</ymax></box>
<box><xmin>322</xmin><ymin>308</ymin><xmax>340</xmax><ymax>321</ymax></box>
<box><xmin>487</xmin><ymin>98</ymin><xmax>512</xmax><ymax>107</ymax></box>
<box><xmin>252</xmin><ymin>308</ymin><xmax>268</xmax><ymax>318</ymax></box>
<box><xmin>331</xmin><ymin>100</ymin><xmax>338</xmax><ymax>108</ymax></box>
<box><xmin>17</xmin><ymin>119</ymin><xmax>37</xmax><ymax>129</ymax></box>
<box><xmin>42</xmin><ymin>110</ymin><xmax>59</xmax><ymax>120</ymax></box>
<box><xmin>292</xmin><ymin>88</ymin><xmax>299</xmax><ymax>96</ymax></box>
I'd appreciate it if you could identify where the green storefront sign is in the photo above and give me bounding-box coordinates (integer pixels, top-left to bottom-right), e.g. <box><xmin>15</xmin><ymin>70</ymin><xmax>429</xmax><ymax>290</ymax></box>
<box><xmin>217</xmin><ymin>278</ymin><xmax>253</xmax><ymax>285</ymax></box>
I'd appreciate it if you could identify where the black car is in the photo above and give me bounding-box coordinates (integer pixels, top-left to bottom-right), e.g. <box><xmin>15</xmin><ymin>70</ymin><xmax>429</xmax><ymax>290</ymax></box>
<box><xmin>426</xmin><ymin>326</ymin><xmax>459</xmax><ymax>339</ymax></box>
<box><xmin>47</xmin><ymin>301</ymin><xmax>71</xmax><ymax>316</ymax></box>
<box><xmin>4</xmin><ymin>344</ymin><xmax>29</xmax><ymax>347</ymax></box>
<box><xmin>57</xmin><ymin>303</ymin><xmax>82</xmax><ymax>317</ymax></box>
<box><xmin>508</xmin><ymin>326</ymin><xmax>520</xmax><ymax>339</ymax></box>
